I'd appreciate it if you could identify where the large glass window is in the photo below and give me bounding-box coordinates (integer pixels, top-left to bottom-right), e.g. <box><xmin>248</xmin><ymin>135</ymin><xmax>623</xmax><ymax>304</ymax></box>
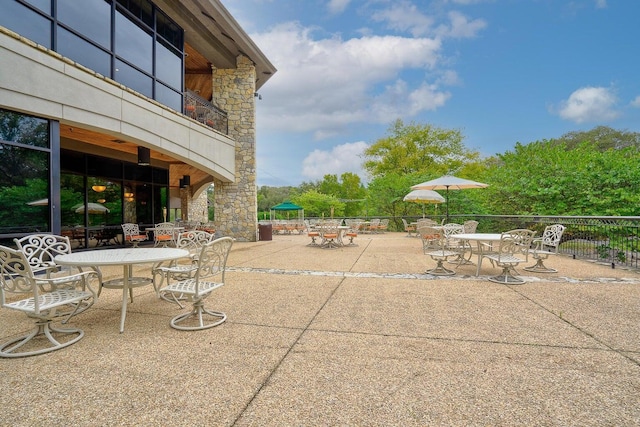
<box><xmin>115</xmin><ymin>59</ymin><xmax>153</xmax><ymax>98</ymax></box>
<box><xmin>0</xmin><ymin>110</ymin><xmax>50</xmax><ymax>235</ymax></box>
<box><xmin>5</xmin><ymin>0</ymin><xmax>185</xmax><ymax>112</ymax></box>
<box><xmin>23</xmin><ymin>0</ymin><xmax>51</xmax><ymax>13</ymax></box>
<box><xmin>115</xmin><ymin>10</ymin><xmax>153</xmax><ymax>74</ymax></box>
<box><xmin>155</xmin><ymin>83</ymin><xmax>182</xmax><ymax>112</ymax></box>
<box><xmin>58</xmin><ymin>28</ymin><xmax>111</xmax><ymax>77</ymax></box>
<box><xmin>57</xmin><ymin>0</ymin><xmax>111</xmax><ymax>48</ymax></box>
<box><xmin>155</xmin><ymin>40</ymin><xmax>182</xmax><ymax>89</ymax></box>
<box><xmin>0</xmin><ymin>1</ymin><xmax>52</xmax><ymax>49</ymax></box>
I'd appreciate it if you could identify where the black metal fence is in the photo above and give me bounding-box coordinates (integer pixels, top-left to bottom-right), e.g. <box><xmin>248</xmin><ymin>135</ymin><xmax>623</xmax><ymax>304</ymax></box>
<box><xmin>339</xmin><ymin>215</ymin><xmax>640</xmax><ymax>269</ymax></box>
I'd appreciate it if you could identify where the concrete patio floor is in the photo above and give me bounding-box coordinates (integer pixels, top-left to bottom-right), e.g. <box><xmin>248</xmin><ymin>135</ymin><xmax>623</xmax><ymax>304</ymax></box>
<box><xmin>1</xmin><ymin>232</ymin><xmax>639</xmax><ymax>426</ymax></box>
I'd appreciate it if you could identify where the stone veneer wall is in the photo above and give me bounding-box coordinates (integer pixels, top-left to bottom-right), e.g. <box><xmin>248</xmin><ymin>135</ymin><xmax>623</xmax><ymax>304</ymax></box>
<box><xmin>181</xmin><ymin>188</ymin><xmax>209</xmax><ymax>223</ymax></box>
<box><xmin>211</xmin><ymin>55</ymin><xmax>258</xmax><ymax>241</ymax></box>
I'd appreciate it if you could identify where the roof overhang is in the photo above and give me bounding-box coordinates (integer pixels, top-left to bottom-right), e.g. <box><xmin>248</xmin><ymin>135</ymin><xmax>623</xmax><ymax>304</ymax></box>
<box><xmin>154</xmin><ymin>0</ymin><xmax>276</xmax><ymax>90</ymax></box>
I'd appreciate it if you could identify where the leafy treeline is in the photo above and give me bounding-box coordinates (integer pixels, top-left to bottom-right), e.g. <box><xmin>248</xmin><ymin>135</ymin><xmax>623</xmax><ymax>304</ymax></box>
<box><xmin>258</xmin><ymin>121</ymin><xmax>640</xmax><ymax>219</ymax></box>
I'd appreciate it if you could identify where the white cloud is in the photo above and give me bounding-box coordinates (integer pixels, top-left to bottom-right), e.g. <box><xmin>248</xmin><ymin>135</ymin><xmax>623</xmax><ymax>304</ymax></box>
<box><xmin>437</xmin><ymin>11</ymin><xmax>487</xmax><ymax>38</ymax></box>
<box><xmin>630</xmin><ymin>95</ymin><xmax>640</xmax><ymax>108</ymax></box>
<box><xmin>327</xmin><ymin>0</ymin><xmax>350</xmax><ymax>14</ymax></box>
<box><xmin>253</xmin><ymin>22</ymin><xmax>448</xmax><ymax>135</ymax></box>
<box><xmin>555</xmin><ymin>86</ymin><xmax>619</xmax><ymax>123</ymax></box>
<box><xmin>371</xmin><ymin>2</ymin><xmax>484</xmax><ymax>39</ymax></box>
<box><xmin>301</xmin><ymin>141</ymin><xmax>369</xmax><ymax>181</ymax></box>
<box><xmin>371</xmin><ymin>2</ymin><xmax>434</xmax><ymax>37</ymax></box>
<box><xmin>595</xmin><ymin>0</ymin><xmax>608</xmax><ymax>9</ymax></box>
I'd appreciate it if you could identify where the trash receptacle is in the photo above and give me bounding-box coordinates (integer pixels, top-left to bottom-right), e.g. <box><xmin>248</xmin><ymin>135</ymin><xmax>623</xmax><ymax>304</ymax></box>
<box><xmin>258</xmin><ymin>223</ymin><xmax>272</xmax><ymax>241</ymax></box>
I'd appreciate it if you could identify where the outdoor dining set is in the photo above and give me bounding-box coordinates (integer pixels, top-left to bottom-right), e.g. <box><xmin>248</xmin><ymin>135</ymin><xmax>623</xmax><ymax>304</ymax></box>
<box><xmin>303</xmin><ymin>218</ymin><xmax>390</xmax><ymax>249</ymax></box>
<box><xmin>0</xmin><ymin>223</ymin><xmax>232</xmax><ymax>358</ymax></box>
<box><xmin>416</xmin><ymin>220</ymin><xmax>566</xmax><ymax>284</ymax></box>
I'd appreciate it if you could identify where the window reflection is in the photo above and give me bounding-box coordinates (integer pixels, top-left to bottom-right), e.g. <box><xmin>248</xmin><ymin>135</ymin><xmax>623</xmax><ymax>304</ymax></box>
<box><xmin>58</xmin><ymin>0</ymin><xmax>111</xmax><ymax>48</ymax></box>
<box><xmin>58</xmin><ymin>28</ymin><xmax>111</xmax><ymax>77</ymax></box>
<box><xmin>115</xmin><ymin>60</ymin><xmax>152</xmax><ymax>98</ymax></box>
<box><xmin>0</xmin><ymin>109</ymin><xmax>50</xmax><ymax>235</ymax></box>
<box><xmin>115</xmin><ymin>11</ymin><xmax>152</xmax><ymax>74</ymax></box>
<box><xmin>0</xmin><ymin>1</ymin><xmax>52</xmax><ymax>49</ymax></box>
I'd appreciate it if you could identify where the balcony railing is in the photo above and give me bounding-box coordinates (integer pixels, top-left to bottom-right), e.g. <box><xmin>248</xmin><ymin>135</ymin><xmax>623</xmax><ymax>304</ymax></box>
<box><xmin>184</xmin><ymin>89</ymin><xmax>228</xmax><ymax>134</ymax></box>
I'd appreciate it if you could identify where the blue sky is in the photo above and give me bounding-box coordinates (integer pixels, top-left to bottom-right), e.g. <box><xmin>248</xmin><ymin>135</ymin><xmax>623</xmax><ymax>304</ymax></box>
<box><xmin>223</xmin><ymin>0</ymin><xmax>640</xmax><ymax>187</ymax></box>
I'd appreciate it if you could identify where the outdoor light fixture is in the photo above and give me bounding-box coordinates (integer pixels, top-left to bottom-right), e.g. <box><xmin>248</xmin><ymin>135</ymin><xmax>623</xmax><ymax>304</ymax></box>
<box><xmin>92</xmin><ymin>185</ymin><xmax>106</xmax><ymax>192</ymax></box>
<box><xmin>137</xmin><ymin>146</ymin><xmax>150</xmax><ymax>166</ymax></box>
<box><xmin>124</xmin><ymin>192</ymin><xmax>134</xmax><ymax>198</ymax></box>
<box><xmin>254</xmin><ymin>92</ymin><xmax>262</xmax><ymax>100</ymax></box>
<box><xmin>97</xmin><ymin>198</ymin><xmax>106</xmax><ymax>204</ymax></box>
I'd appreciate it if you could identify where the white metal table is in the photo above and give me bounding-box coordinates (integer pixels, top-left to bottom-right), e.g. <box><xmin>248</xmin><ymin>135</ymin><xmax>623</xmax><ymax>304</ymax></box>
<box><xmin>55</xmin><ymin>247</ymin><xmax>189</xmax><ymax>333</ymax></box>
<box><xmin>454</xmin><ymin>233</ymin><xmax>503</xmax><ymax>276</ymax></box>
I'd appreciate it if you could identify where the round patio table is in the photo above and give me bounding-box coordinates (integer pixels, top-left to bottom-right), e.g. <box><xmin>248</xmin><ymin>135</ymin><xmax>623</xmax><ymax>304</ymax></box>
<box><xmin>55</xmin><ymin>247</ymin><xmax>188</xmax><ymax>333</ymax></box>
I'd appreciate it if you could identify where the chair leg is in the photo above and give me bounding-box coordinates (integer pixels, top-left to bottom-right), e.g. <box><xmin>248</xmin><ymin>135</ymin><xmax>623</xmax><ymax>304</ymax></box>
<box><xmin>426</xmin><ymin>256</ymin><xmax>456</xmax><ymax>276</ymax></box>
<box><xmin>524</xmin><ymin>257</ymin><xmax>557</xmax><ymax>273</ymax></box>
<box><xmin>0</xmin><ymin>320</ymin><xmax>84</xmax><ymax>358</ymax></box>
<box><xmin>170</xmin><ymin>300</ymin><xmax>226</xmax><ymax>331</ymax></box>
<box><xmin>488</xmin><ymin>265</ymin><xmax>526</xmax><ymax>285</ymax></box>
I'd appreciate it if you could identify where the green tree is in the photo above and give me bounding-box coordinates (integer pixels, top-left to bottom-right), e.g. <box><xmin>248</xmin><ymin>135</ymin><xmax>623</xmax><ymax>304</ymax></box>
<box><xmin>558</xmin><ymin>126</ymin><xmax>640</xmax><ymax>151</ymax></box>
<box><xmin>292</xmin><ymin>190</ymin><xmax>345</xmax><ymax>218</ymax></box>
<box><xmin>317</xmin><ymin>173</ymin><xmax>367</xmax><ymax>217</ymax></box>
<box><xmin>363</xmin><ymin>119</ymin><xmax>480</xmax><ymax>178</ymax></box>
<box><xmin>481</xmin><ymin>139</ymin><xmax>640</xmax><ymax>216</ymax></box>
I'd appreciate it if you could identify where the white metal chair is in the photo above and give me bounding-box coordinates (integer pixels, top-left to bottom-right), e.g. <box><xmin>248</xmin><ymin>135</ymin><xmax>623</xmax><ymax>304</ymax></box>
<box><xmin>402</xmin><ymin>219</ymin><xmax>416</xmax><ymax>237</ymax></box>
<box><xmin>318</xmin><ymin>221</ymin><xmax>341</xmax><ymax>249</ymax></box>
<box><xmin>344</xmin><ymin>220</ymin><xmax>360</xmax><ymax>246</ymax></box>
<box><xmin>121</xmin><ymin>223</ymin><xmax>147</xmax><ymax>247</ymax></box>
<box><xmin>14</xmin><ymin>233</ymin><xmax>103</xmax><ymax>284</ymax></box>
<box><xmin>420</xmin><ymin>226</ymin><xmax>458</xmax><ymax>276</ymax></box>
<box><xmin>481</xmin><ymin>229</ymin><xmax>536</xmax><ymax>284</ymax></box>
<box><xmin>14</xmin><ymin>234</ymin><xmax>77</xmax><ymax>277</ymax></box>
<box><xmin>0</xmin><ymin>245</ymin><xmax>98</xmax><ymax>357</ymax></box>
<box><xmin>524</xmin><ymin>224</ymin><xmax>566</xmax><ymax>273</ymax></box>
<box><xmin>304</xmin><ymin>220</ymin><xmax>320</xmax><ymax>246</ymax></box>
<box><xmin>463</xmin><ymin>220</ymin><xmax>479</xmax><ymax>234</ymax></box>
<box><xmin>158</xmin><ymin>237</ymin><xmax>233</xmax><ymax>330</ymax></box>
<box><xmin>153</xmin><ymin>222</ymin><xmax>176</xmax><ymax>247</ymax></box>
<box><xmin>153</xmin><ymin>230</ymin><xmax>215</xmax><ymax>307</ymax></box>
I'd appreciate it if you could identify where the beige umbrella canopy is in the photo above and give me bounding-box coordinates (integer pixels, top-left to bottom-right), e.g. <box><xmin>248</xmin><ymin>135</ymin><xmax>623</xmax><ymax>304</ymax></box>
<box><xmin>411</xmin><ymin>175</ymin><xmax>488</xmax><ymax>221</ymax></box>
<box><xmin>73</xmin><ymin>202</ymin><xmax>110</xmax><ymax>214</ymax></box>
<box><xmin>403</xmin><ymin>190</ymin><xmax>445</xmax><ymax>218</ymax></box>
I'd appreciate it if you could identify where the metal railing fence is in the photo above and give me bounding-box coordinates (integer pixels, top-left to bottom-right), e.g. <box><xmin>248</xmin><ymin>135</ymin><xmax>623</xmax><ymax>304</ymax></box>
<box><xmin>328</xmin><ymin>215</ymin><xmax>640</xmax><ymax>269</ymax></box>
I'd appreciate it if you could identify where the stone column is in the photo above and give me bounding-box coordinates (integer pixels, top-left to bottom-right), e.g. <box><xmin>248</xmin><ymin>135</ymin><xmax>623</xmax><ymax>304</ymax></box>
<box><xmin>211</xmin><ymin>55</ymin><xmax>258</xmax><ymax>241</ymax></box>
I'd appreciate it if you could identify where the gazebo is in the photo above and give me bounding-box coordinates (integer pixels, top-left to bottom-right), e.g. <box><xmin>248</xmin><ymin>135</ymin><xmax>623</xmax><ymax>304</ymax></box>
<box><xmin>270</xmin><ymin>201</ymin><xmax>304</xmax><ymax>222</ymax></box>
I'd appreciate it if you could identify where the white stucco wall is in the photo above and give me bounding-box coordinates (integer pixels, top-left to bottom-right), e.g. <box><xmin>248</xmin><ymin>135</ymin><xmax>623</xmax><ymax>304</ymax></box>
<box><xmin>0</xmin><ymin>28</ymin><xmax>236</xmax><ymax>183</ymax></box>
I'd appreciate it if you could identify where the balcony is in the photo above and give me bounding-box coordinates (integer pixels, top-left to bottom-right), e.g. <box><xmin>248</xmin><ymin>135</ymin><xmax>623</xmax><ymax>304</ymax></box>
<box><xmin>184</xmin><ymin>89</ymin><xmax>228</xmax><ymax>135</ymax></box>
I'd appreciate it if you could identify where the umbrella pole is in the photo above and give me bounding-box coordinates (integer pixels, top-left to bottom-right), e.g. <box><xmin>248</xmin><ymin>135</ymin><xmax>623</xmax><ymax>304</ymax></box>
<box><xmin>445</xmin><ymin>186</ymin><xmax>450</xmax><ymax>223</ymax></box>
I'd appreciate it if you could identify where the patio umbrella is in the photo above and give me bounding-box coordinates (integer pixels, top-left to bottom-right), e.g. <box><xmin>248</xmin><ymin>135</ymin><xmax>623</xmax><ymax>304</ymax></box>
<box><xmin>27</xmin><ymin>198</ymin><xmax>49</xmax><ymax>206</ymax></box>
<box><xmin>73</xmin><ymin>202</ymin><xmax>110</xmax><ymax>214</ymax></box>
<box><xmin>411</xmin><ymin>175</ymin><xmax>488</xmax><ymax>222</ymax></box>
<box><xmin>403</xmin><ymin>190</ymin><xmax>445</xmax><ymax>218</ymax></box>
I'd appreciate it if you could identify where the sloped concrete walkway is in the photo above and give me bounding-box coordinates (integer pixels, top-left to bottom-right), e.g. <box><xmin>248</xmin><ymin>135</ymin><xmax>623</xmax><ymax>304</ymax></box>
<box><xmin>1</xmin><ymin>232</ymin><xmax>639</xmax><ymax>426</ymax></box>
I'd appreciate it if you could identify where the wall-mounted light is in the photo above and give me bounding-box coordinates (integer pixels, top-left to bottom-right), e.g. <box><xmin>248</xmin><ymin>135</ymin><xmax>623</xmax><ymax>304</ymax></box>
<box><xmin>92</xmin><ymin>185</ymin><xmax>106</xmax><ymax>192</ymax></box>
<box><xmin>254</xmin><ymin>92</ymin><xmax>262</xmax><ymax>100</ymax></box>
<box><xmin>138</xmin><ymin>146</ymin><xmax>150</xmax><ymax>166</ymax></box>
<box><xmin>180</xmin><ymin>175</ymin><xmax>190</xmax><ymax>188</ymax></box>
